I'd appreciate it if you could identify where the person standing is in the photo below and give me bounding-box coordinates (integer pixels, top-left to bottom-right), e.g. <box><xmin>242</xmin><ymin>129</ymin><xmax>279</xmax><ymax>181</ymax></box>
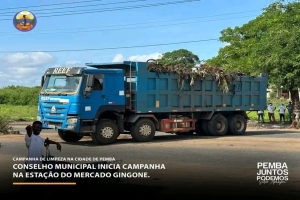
<box><xmin>278</xmin><ymin>103</ymin><xmax>286</xmax><ymax>123</ymax></box>
<box><xmin>25</xmin><ymin>121</ymin><xmax>61</xmax><ymax>166</ymax></box>
<box><xmin>286</xmin><ymin>102</ymin><xmax>293</xmax><ymax>123</ymax></box>
<box><xmin>25</xmin><ymin>120</ymin><xmax>61</xmax><ymax>184</ymax></box>
<box><xmin>22</xmin><ymin>121</ymin><xmax>61</xmax><ymax>192</ymax></box>
<box><xmin>257</xmin><ymin>110</ymin><xmax>264</xmax><ymax>123</ymax></box>
<box><xmin>267</xmin><ymin>103</ymin><xmax>276</xmax><ymax>123</ymax></box>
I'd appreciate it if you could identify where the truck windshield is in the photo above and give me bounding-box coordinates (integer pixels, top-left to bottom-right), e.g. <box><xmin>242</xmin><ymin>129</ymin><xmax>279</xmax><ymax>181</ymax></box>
<box><xmin>41</xmin><ymin>75</ymin><xmax>82</xmax><ymax>94</ymax></box>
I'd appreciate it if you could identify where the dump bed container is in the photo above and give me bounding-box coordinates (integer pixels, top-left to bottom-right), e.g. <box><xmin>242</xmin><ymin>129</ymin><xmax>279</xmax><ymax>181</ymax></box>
<box><xmin>124</xmin><ymin>62</ymin><xmax>268</xmax><ymax>113</ymax></box>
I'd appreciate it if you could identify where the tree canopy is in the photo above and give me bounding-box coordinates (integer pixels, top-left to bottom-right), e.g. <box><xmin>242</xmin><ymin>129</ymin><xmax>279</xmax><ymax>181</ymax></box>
<box><xmin>156</xmin><ymin>49</ymin><xmax>200</xmax><ymax>67</ymax></box>
<box><xmin>206</xmin><ymin>0</ymin><xmax>300</xmax><ymax>102</ymax></box>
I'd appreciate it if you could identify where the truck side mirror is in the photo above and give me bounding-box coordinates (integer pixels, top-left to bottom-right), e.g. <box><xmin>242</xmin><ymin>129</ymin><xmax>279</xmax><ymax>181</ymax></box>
<box><xmin>41</xmin><ymin>76</ymin><xmax>45</xmax><ymax>87</ymax></box>
<box><xmin>84</xmin><ymin>87</ymin><xmax>92</xmax><ymax>92</ymax></box>
<box><xmin>86</xmin><ymin>74</ymin><xmax>95</xmax><ymax>87</ymax></box>
<box><xmin>84</xmin><ymin>74</ymin><xmax>94</xmax><ymax>92</ymax></box>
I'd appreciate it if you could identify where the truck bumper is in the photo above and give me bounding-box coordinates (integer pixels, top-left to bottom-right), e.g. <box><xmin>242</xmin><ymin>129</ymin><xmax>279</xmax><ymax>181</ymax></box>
<box><xmin>39</xmin><ymin>117</ymin><xmax>80</xmax><ymax>132</ymax></box>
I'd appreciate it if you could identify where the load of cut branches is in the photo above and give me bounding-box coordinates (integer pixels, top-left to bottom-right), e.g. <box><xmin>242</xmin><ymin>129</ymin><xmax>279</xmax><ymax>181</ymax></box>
<box><xmin>146</xmin><ymin>60</ymin><xmax>247</xmax><ymax>92</ymax></box>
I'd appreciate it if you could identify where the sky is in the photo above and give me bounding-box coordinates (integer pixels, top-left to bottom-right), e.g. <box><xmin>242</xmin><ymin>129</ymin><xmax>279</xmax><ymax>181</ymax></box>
<box><xmin>0</xmin><ymin>0</ymin><xmax>274</xmax><ymax>88</ymax></box>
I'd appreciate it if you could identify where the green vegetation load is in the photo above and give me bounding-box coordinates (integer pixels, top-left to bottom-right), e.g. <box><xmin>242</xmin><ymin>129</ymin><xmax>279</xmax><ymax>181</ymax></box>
<box><xmin>147</xmin><ymin>60</ymin><xmax>247</xmax><ymax>92</ymax></box>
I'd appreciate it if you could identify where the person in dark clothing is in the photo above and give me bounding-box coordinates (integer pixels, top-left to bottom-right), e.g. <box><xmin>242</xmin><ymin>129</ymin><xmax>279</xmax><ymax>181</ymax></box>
<box><xmin>286</xmin><ymin>102</ymin><xmax>293</xmax><ymax>123</ymax></box>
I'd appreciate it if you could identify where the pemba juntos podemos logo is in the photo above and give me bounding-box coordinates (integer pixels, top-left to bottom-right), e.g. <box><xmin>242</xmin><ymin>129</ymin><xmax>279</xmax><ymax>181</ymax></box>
<box><xmin>257</xmin><ymin>162</ymin><xmax>288</xmax><ymax>185</ymax></box>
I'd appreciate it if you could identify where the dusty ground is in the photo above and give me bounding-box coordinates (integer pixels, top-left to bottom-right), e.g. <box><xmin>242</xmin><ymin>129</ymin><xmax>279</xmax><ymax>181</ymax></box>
<box><xmin>1</xmin><ymin>128</ymin><xmax>299</xmax><ymax>151</ymax></box>
<box><xmin>1</xmin><ymin>125</ymin><xmax>299</xmax><ymax>198</ymax></box>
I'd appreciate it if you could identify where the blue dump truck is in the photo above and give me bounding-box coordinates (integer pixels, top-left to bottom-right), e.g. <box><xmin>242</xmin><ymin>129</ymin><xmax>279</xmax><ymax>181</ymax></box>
<box><xmin>38</xmin><ymin>61</ymin><xmax>268</xmax><ymax>145</ymax></box>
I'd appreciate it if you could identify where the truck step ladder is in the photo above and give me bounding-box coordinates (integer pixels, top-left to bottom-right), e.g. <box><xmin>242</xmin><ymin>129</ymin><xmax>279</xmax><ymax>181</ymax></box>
<box><xmin>125</xmin><ymin>64</ymin><xmax>138</xmax><ymax>111</ymax></box>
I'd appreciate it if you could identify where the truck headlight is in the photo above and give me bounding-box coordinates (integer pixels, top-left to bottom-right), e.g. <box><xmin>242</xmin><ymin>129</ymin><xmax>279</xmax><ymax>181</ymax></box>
<box><xmin>67</xmin><ymin>118</ymin><xmax>78</xmax><ymax>124</ymax></box>
<box><xmin>37</xmin><ymin>116</ymin><xmax>41</xmax><ymax>121</ymax></box>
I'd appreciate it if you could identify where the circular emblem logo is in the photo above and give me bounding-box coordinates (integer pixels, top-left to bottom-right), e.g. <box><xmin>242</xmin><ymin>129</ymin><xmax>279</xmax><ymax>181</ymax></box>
<box><xmin>13</xmin><ymin>10</ymin><xmax>37</xmax><ymax>32</ymax></box>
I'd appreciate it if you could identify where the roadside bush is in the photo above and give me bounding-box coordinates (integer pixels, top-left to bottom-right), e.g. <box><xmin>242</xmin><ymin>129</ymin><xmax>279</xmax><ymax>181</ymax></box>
<box><xmin>0</xmin><ymin>115</ymin><xmax>13</xmax><ymax>134</ymax></box>
<box><xmin>0</xmin><ymin>85</ymin><xmax>40</xmax><ymax>106</ymax></box>
<box><xmin>268</xmin><ymin>91</ymin><xmax>277</xmax><ymax>99</ymax></box>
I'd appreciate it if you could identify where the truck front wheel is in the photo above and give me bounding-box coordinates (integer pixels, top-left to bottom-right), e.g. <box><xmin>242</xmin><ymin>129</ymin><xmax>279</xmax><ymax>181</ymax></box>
<box><xmin>58</xmin><ymin>130</ymin><xmax>83</xmax><ymax>142</ymax></box>
<box><xmin>130</xmin><ymin>118</ymin><xmax>155</xmax><ymax>142</ymax></box>
<box><xmin>92</xmin><ymin>119</ymin><xmax>119</xmax><ymax>145</ymax></box>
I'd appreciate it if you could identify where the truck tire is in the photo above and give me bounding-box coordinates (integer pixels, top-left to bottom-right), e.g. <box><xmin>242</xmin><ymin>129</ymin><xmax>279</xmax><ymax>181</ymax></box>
<box><xmin>226</xmin><ymin>115</ymin><xmax>234</xmax><ymax>135</ymax></box>
<box><xmin>92</xmin><ymin>119</ymin><xmax>119</xmax><ymax>145</ymax></box>
<box><xmin>194</xmin><ymin>121</ymin><xmax>201</xmax><ymax>135</ymax></box>
<box><xmin>207</xmin><ymin>114</ymin><xmax>228</xmax><ymax>136</ymax></box>
<box><xmin>228</xmin><ymin>114</ymin><xmax>247</xmax><ymax>135</ymax></box>
<box><xmin>201</xmin><ymin>120</ymin><xmax>210</xmax><ymax>135</ymax></box>
<box><xmin>58</xmin><ymin>130</ymin><xmax>83</xmax><ymax>142</ymax></box>
<box><xmin>130</xmin><ymin>118</ymin><xmax>155</xmax><ymax>142</ymax></box>
<box><xmin>194</xmin><ymin>120</ymin><xmax>206</xmax><ymax>135</ymax></box>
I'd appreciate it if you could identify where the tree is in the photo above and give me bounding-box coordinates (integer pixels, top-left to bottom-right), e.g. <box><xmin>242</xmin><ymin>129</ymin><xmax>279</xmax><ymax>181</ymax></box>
<box><xmin>206</xmin><ymin>0</ymin><xmax>300</xmax><ymax>110</ymax></box>
<box><xmin>157</xmin><ymin>49</ymin><xmax>200</xmax><ymax>67</ymax></box>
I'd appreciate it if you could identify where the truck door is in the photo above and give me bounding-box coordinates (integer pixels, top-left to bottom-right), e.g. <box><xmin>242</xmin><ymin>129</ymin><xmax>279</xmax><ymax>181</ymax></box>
<box><xmin>80</xmin><ymin>73</ymin><xmax>107</xmax><ymax>120</ymax></box>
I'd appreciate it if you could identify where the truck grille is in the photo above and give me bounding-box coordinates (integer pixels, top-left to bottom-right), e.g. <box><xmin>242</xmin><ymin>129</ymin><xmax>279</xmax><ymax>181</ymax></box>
<box><xmin>40</xmin><ymin>102</ymin><xmax>69</xmax><ymax>122</ymax></box>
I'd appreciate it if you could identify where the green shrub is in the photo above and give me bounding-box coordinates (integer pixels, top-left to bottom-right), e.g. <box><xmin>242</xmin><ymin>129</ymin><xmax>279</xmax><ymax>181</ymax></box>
<box><xmin>0</xmin><ymin>104</ymin><xmax>36</xmax><ymax>121</ymax></box>
<box><xmin>0</xmin><ymin>85</ymin><xmax>40</xmax><ymax>106</ymax></box>
<box><xmin>0</xmin><ymin>115</ymin><xmax>13</xmax><ymax>134</ymax></box>
<box><xmin>268</xmin><ymin>91</ymin><xmax>277</xmax><ymax>99</ymax></box>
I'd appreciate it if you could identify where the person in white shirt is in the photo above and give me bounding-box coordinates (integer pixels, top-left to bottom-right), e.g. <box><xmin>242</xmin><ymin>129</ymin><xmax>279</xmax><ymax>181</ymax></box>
<box><xmin>278</xmin><ymin>103</ymin><xmax>286</xmax><ymax>123</ymax></box>
<box><xmin>257</xmin><ymin>110</ymin><xmax>264</xmax><ymax>122</ymax></box>
<box><xmin>25</xmin><ymin>121</ymin><xmax>61</xmax><ymax>173</ymax></box>
<box><xmin>267</xmin><ymin>103</ymin><xmax>276</xmax><ymax>123</ymax></box>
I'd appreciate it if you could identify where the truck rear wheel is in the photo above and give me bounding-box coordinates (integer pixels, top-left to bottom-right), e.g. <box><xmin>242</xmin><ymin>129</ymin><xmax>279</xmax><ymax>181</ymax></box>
<box><xmin>92</xmin><ymin>119</ymin><xmax>119</xmax><ymax>145</ymax></box>
<box><xmin>130</xmin><ymin>118</ymin><xmax>155</xmax><ymax>142</ymax></box>
<box><xmin>228</xmin><ymin>114</ymin><xmax>247</xmax><ymax>135</ymax></box>
<box><xmin>201</xmin><ymin>120</ymin><xmax>210</xmax><ymax>135</ymax></box>
<box><xmin>194</xmin><ymin>120</ymin><xmax>208</xmax><ymax>136</ymax></box>
<box><xmin>226</xmin><ymin>116</ymin><xmax>234</xmax><ymax>135</ymax></box>
<box><xmin>58</xmin><ymin>130</ymin><xmax>83</xmax><ymax>142</ymax></box>
<box><xmin>207</xmin><ymin>114</ymin><xmax>228</xmax><ymax>136</ymax></box>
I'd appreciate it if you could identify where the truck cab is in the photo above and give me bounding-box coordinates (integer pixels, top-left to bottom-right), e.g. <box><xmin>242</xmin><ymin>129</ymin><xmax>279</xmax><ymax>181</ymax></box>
<box><xmin>38</xmin><ymin>65</ymin><xmax>125</xmax><ymax>142</ymax></box>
